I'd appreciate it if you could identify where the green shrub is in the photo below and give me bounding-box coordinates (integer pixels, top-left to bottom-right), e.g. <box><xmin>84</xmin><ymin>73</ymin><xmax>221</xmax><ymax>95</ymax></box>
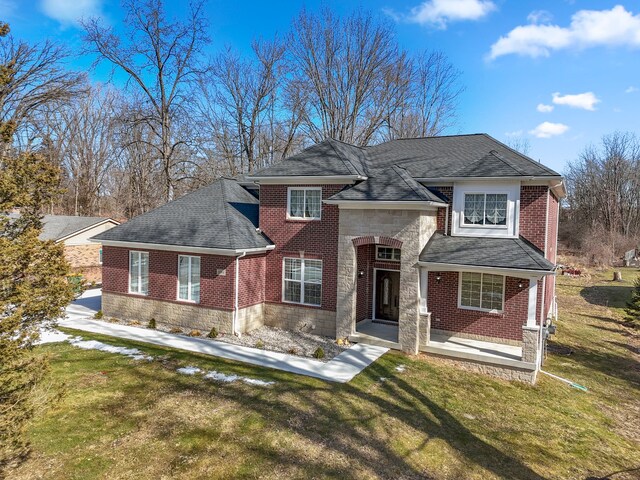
<box><xmin>147</xmin><ymin>318</ymin><xmax>156</xmax><ymax>329</ymax></box>
<box><xmin>94</xmin><ymin>310</ymin><xmax>103</xmax><ymax>319</ymax></box>
<box><xmin>313</xmin><ymin>347</ymin><xmax>325</xmax><ymax>359</ymax></box>
<box><xmin>255</xmin><ymin>340</ymin><xmax>265</xmax><ymax>349</ymax></box>
<box><xmin>207</xmin><ymin>327</ymin><xmax>218</xmax><ymax>338</ymax></box>
<box><xmin>625</xmin><ymin>276</ymin><xmax>640</xmax><ymax>327</ymax></box>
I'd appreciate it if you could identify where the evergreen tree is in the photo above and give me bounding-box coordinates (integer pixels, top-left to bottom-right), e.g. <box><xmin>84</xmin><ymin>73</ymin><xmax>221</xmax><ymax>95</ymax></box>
<box><xmin>0</xmin><ymin>22</ymin><xmax>74</xmax><ymax>471</ymax></box>
<box><xmin>625</xmin><ymin>276</ymin><xmax>640</xmax><ymax>328</ymax></box>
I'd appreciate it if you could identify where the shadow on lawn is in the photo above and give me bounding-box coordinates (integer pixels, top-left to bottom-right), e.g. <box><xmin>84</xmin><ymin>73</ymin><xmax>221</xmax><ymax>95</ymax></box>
<box><xmin>93</xmin><ymin>357</ymin><xmax>547</xmax><ymax>480</ymax></box>
<box><xmin>580</xmin><ymin>285</ymin><xmax>633</xmax><ymax>309</ymax></box>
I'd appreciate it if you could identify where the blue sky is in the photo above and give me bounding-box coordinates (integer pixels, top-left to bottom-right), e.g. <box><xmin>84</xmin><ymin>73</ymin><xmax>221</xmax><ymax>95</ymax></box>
<box><xmin>2</xmin><ymin>0</ymin><xmax>640</xmax><ymax>175</ymax></box>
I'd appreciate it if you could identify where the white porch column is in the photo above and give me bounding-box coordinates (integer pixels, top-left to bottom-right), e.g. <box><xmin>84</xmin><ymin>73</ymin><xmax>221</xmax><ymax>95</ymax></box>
<box><xmin>527</xmin><ymin>277</ymin><xmax>538</xmax><ymax>327</ymax></box>
<box><xmin>419</xmin><ymin>267</ymin><xmax>428</xmax><ymax>314</ymax></box>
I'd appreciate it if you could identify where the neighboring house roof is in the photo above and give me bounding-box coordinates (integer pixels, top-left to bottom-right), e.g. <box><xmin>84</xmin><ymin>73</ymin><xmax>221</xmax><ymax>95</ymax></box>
<box><xmin>419</xmin><ymin>233</ymin><xmax>555</xmax><ymax>272</ymax></box>
<box><xmin>38</xmin><ymin>215</ymin><xmax>118</xmax><ymax>242</ymax></box>
<box><xmin>93</xmin><ymin>178</ymin><xmax>272</xmax><ymax>251</ymax></box>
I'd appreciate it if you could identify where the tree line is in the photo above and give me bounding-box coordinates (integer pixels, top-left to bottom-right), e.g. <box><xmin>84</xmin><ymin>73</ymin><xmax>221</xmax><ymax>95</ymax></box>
<box><xmin>1</xmin><ymin>0</ymin><xmax>463</xmax><ymax>219</ymax></box>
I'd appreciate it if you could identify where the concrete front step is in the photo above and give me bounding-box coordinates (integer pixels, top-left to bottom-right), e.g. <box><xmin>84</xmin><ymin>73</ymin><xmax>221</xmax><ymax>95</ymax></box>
<box><xmin>349</xmin><ymin>333</ymin><xmax>400</xmax><ymax>350</ymax></box>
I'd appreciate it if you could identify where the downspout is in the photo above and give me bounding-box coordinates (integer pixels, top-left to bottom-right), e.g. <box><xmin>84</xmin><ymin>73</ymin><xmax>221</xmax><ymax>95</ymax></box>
<box><xmin>444</xmin><ymin>203</ymin><xmax>450</xmax><ymax>235</ymax></box>
<box><xmin>233</xmin><ymin>251</ymin><xmax>247</xmax><ymax>336</ymax></box>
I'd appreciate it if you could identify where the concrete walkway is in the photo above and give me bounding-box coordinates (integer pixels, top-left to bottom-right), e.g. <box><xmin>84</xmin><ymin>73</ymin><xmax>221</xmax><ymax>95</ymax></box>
<box><xmin>59</xmin><ymin>289</ymin><xmax>388</xmax><ymax>383</ymax></box>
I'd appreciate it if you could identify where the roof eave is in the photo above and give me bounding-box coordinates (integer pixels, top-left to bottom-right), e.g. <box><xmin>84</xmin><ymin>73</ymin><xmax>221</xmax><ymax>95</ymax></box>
<box><xmin>93</xmin><ymin>239</ymin><xmax>275</xmax><ymax>256</ymax></box>
<box><xmin>323</xmin><ymin>200</ymin><xmax>445</xmax><ymax>210</ymax></box>
<box><xmin>417</xmin><ymin>261</ymin><xmax>556</xmax><ymax>277</ymax></box>
<box><xmin>415</xmin><ymin>175</ymin><xmax>563</xmax><ymax>182</ymax></box>
<box><xmin>54</xmin><ymin>218</ymin><xmax>121</xmax><ymax>244</ymax></box>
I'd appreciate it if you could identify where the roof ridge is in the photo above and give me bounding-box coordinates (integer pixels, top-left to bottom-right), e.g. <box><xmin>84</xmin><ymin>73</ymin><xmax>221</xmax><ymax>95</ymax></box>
<box><xmin>380</xmin><ymin>133</ymin><xmax>485</xmax><ymax>144</ymax></box>
<box><xmin>219</xmin><ymin>180</ymin><xmax>234</xmax><ymax>248</ymax></box>
<box><xmin>392</xmin><ymin>164</ymin><xmax>430</xmax><ymax>201</ymax></box>
<box><xmin>327</xmin><ymin>138</ymin><xmax>360</xmax><ymax>176</ymax></box>
<box><xmin>487</xmin><ymin>150</ymin><xmax>529</xmax><ymax>176</ymax></box>
<box><xmin>514</xmin><ymin>237</ymin><xmax>547</xmax><ymax>269</ymax></box>
<box><xmin>482</xmin><ymin>133</ymin><xmax>558</xmax><ymax>176</ymax></box>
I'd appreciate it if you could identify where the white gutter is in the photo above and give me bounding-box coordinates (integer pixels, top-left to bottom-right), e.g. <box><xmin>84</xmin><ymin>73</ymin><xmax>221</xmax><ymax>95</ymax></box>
<box><xmin>416</xmin><ymin>175</ymin><xmax>564</xmax><ymax>182</ymax></box>
<box><xmin>56</xmin><ymin>218</ymin><xmax>121</xmax><ymax>244</ymax></box>
<box><xmin>94</xmin><ymin>239</ymin><xmax>275</xmax><ymax>257</ymax></box>
<box><xmin>418</xmin><ymin>261</ymin><xmax>555</xmax><ymax>277</ymax></box>
<box><xmin>233</xmin><ymin>251</ymin><xmax>247</xmax><ymax>337</ymax></box>
<box><xmin>323</xmin><ymin>200</ymin><xmax>445</xmax><ymax>210</ymax></box>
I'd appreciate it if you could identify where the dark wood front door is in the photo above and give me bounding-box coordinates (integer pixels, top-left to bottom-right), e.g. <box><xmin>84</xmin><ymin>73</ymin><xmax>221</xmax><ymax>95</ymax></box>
<box><xmin>375</xmin><ymin>270</ymin><xmax>400</xmax><ymax>322</ymax></box>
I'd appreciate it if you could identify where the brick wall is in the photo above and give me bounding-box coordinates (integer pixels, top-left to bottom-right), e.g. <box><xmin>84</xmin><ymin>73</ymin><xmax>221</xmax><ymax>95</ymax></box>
<box><xmin>434</xmin><ymin>186</ymin><xmax>453</xmax><ymax>233</ymax></box>
<box><xmin>519</xmin><ymin>185</ymin><xmax>548</xmax><ymax>250</ymax></box>
<box><xmin>544</xmin><ymin>191</ymin><xmax>559</xmax><ymax>318</ymax></box>
<box><xmin>102</xmin><ymin>246</ymin><xmax>235</xmax><ymax>310</ymax></box>
<box><xmin>238</xmin><ymin>253</ymin><xmax>266</xmax><ymax>308</ymax></box>
<box><xmin>259</xmin><ymin>184</ymin><xmax>342</xmax><ymax>312</ymax></box>
<box><xmin>428</xmin><ymin>271</ymin><xmax>529</xmax><ymax>341</ymax></box>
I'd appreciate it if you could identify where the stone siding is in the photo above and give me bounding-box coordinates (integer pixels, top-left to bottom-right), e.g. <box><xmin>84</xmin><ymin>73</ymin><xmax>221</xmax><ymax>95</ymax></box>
<box><xmin>264</xmin><ymin>302</ymin><xmax>336</xmax><ymax>337</ymax></box>
<box><xmin>102</xmin><ymin>291</ymin><xmax>234</xmax><ymax>333</ymax></box>
<box><xmin>237</xmin><ymin>303</ymin><xmax>264</xmax><ymax>333</ymax></box>
<box><xmin>423</xmin><ymin>353</ymin><xmax>537</xmax><ymax>383</ymax></box>
<box><xmin>336</xmin><ymin>208</ymin><xmax>437</xmax><ymax>353</ymax></box>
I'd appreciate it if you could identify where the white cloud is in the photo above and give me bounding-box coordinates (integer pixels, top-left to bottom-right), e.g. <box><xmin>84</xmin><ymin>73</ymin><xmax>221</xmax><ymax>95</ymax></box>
<box><xmin>489</xmin><ymin>5</ymin><xmax>640</xmax><ymax>59</ymax></box>
<box><xmin>529</xmin><ymin>122</ymin><xmax>569</xmax><ymax>138</ymax></box>
<box><xmin>536</xmin><ymin>103</ymin><xmax>554</xmax><ymax>113</ymax></box>
<box><xmin>552</xmin><ymin>91</ymin><xmax>600</xmax><ymax>110</ymax></box>
<box><xmin>40</xmin><ymin>0</ymin><xmax>103</xmax><ymax>26</ymax></box>
<box><xmin>625</xmin><ymin>86</ymin><xmax>638</xmax><ymax>93</ymax></box>
<box><xmin>527</xmin><ymin>10</ymin><xmax>553</xmax><ymax>25</ymax></box>
<box><xmin>391</xmin><ymin>0</ymin><xmax>496</xmax><ymax>29</ymax></box>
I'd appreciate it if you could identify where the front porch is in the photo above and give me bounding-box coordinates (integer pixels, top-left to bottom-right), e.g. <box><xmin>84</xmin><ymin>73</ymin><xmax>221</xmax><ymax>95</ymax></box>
<box><xmin>351</xmin><ymin>319</ymin><xmax>531</xmax><ymax>369</ymax></box>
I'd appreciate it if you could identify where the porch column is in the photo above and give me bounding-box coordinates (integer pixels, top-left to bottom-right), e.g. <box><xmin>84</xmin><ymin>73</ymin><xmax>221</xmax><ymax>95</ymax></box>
<box><xmin>522</xmin><ymin>325</ymin><xmax>540</xmax><ymax>365</ymax></box>
<box><xmin>336</xmin><ymin>236</ymin><xmax>357</xmax><ymax>339</ymax></box>
<box><xmin>527</xmin><ymin>277</ymin><xmax>538</xmax><ymax>327</ymax></box>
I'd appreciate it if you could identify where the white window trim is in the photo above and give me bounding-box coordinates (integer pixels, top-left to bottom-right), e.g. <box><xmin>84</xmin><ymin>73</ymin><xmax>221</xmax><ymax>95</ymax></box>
<box><xmin>128</xmin><ymin>250</ymin><xmax>149</xmax><ymax>295</ymax></box>
<box><xmin>177</xmin><ymin>255</ymin><xmax>200</xmax><ymax>303</ymax></box>
<box><xmin>375</xmin><ymin>246</ymin><xmax>401</xmax><ymax>262</ymax></box>
<box><xmin>281</xmin><ymin>257</ymin><xmax>322</xmax><ymax>307</ymax></box>
<box><xmin>286</xmin><ymin>187</ymin><xmax>322</xmax><ymax>220</ymax></box>
<box><xmin>457</xmin><ymin>272</ymin><xmax>505</xmax><ymax>313</ymax></box>
<box><xmin>461</xmin><ymin>192</ymin><xmax>509</xmax><ymax>229</ymax></box>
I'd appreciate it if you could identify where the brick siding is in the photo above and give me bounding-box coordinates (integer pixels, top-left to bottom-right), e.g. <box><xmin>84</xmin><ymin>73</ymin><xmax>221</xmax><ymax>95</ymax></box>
<box><xmin>102</xmin><ymin>246</ymin><xmax>235</xmax><ymax>311</ymax></box>
<box><xmin>238</xmin><ymin>253</ymin><xmax>266</xmax><ymax>308</ymax></box>
<box><xmin>428</xmin><ymin>271</ymin><xmax>529</xmax><ymax>341</ymax></box>
<box><xmin>519</xmin><ymin>185</ymin><xmax>548</xmax><ymax>250</ymax></box>
<box><xmin>259</xmin><ymin>184</ymin><xmax>342</xmax><ymax>312</ymax></box>
<box><xmin>434</xmin><ymin>186</ymin><xmax>453</xmax><ymax>234</ymax></box>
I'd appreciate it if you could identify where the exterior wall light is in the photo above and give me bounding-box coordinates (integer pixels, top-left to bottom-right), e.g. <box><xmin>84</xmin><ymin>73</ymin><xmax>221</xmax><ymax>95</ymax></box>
<box><xmin>435</xmin><ymin>274</ymin><xmax>442</xmax><ymax>283</ymax></box>
<box><xmin>358</xmin><ymin>270</ymin><xmax>365</xmax><ymax>278</ymax></box>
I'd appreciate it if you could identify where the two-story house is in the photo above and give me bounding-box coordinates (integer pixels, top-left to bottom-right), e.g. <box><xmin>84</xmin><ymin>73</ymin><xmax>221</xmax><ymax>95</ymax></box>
<box><xmin>93</xmin><ymin>134</ymin><xmax>564</xmax><ymax>383</ymax></box>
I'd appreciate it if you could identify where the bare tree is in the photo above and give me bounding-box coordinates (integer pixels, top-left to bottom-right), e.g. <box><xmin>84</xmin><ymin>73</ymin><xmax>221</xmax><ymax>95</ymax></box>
<box><xmin>504</xmin><ymin>136</ymin><xmax>531</xmax><ymax>156</ymax></box>
<box><xmin>565</xmin><ymin>132</ymin><xmax>640</xmax><ymax>261</ymax></box>
<box><xmin>287</xmin><ymin>8</ymin><xmax>411</xmax><ymax>146</ymax></box>
<box><xmin>82</xmin><ymin>0</ymin><xmax>210</xmax><ymax>201</ymax></box>
<box><xmin>0</xmin><ymin>25</ymin><xmax>85</xmax><ymax>155</ymax></box>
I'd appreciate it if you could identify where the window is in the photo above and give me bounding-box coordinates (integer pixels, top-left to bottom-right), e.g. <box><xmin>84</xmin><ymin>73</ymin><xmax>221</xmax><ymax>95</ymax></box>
<box><xmin>463</xmin><ymin>193</ymin><xmax>508</xmax><ymax>226</ymax></box>
<box><xmin>376</xmin><ymin>246</ymin><xmax>401</xmax><ymax>262</ymax></box>
<box><xmin>459</xmin><ymin>272</ymin><xmax>504</xmax><ymax>312</ymax></box>
<box><xmin>129</xmin><ymin>251</ymin><xmax>149</xmax><ymax>295</ymax></box>
<box><xmin>283</xmin><ymin>258</ymin><xmax>322</xmax><ymax>306</ymax></box>
<box><xmin>178</xmin><ymin>255</ymin><xmax>200</xmax><ymax>303</ymax></box>
<box><xmin>287</xmin><ymin>187</ymin><xmax>321</xmax><ymax>220</ymax></box>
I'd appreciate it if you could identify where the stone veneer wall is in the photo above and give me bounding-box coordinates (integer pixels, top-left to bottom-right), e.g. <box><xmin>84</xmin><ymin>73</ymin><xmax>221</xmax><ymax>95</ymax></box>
<box><xmin>264</xmin><ymin>302</ymin><xmax>336</xmax><ymax>337</ymax></box>
<box><xmin>336</xmin><ymin>209</ymin><xmax>437</xmax><ymax>353</ymax></box>
<box><xmin>102</xmin><ymin>291</ymin><xmax>234</xmax><ymax>333</ymax></box>
<box><xmin>237</xmin><ymin>303</ymin><xmax>264</xmax><ymax>333</ymax></box>
<box><xmin>423</xmin><ymin>353</ymin><xmax>537</xmax><ymax>383</ymax></box>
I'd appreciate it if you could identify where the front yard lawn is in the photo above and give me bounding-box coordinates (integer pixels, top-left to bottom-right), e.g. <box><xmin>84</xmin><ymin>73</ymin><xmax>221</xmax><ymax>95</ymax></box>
<box><xmin>10</xmin><ymin>268</ymin><xmax>640</xmax><ymax>479</ymax></box>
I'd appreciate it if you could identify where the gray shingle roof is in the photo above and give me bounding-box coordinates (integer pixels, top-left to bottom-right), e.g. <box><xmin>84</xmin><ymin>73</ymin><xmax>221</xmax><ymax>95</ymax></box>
<box><xmin>328</xmin><ymin>165</ymin><xmax>446</xmax><ymax>203</ymax></box>
<box><xmin>419</xmin><ymin>233</ymin><xmax>555</xmax><ymax>272</ymax></box>
<box><xmin>39</xmin><ymin>215</ymin><xmax>116</xmax><ymax>241</ymax></box>
<box><xmin>252</xmin><ymin>138</ymin><xmax>368</xmax><ymax>177</ymax></box>
<box><xmin>365</xmin><ymin>134</ymin><xmax>559</xmax><ymax>178</ymax></box>
<box><xmin>93</xmin><ymin>178</ymin><xmax>272</xmax><ymax>250</ymax></box>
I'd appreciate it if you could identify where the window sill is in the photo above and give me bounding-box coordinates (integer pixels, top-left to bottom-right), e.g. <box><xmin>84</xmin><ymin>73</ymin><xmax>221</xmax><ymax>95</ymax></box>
<box><xmin>460</xmin><ymin>223</ymin><xmax>509</xmax><ymax>229</ymax></box>
<box><xmin>458</xmin><ymin>305</ymin><xmax>503</xmax><ymax>315</ymax></box>
<box><xmin>285</xmin><ymin>217</ymin><xmax>321</xmax><ymax>222</ymax></box>
<box><xmin>282</xmin><ymin>299</ymin><xmax>322</xmax><ymax>308</ymax></box>
<box><xmin>127</xmin><ymin>291</ymin><xmax>148</xmax><ymax>297</ymax></box>
<box><xmin>176</xmin><ymin>298</ymin><xmax>199</xmax><ymax>304</ymax></box>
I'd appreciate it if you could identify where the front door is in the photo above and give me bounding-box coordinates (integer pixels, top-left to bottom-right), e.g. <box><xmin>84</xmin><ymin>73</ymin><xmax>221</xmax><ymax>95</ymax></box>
<box><xmin>375</xmin><ymin>270</ymin><xmax>400</xmax><ymax>322</ymax></box>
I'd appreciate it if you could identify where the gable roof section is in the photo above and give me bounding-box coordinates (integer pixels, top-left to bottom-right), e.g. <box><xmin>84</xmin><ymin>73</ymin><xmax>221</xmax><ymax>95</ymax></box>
<box><xmin>249</xmin><ymin>138</ymin><xmax>368</xmax><ymax>178</ymax></box>
<box><xmin>327</xmin><ymin>165</ymin><xmax>446</xmax><ymax>203</ymax></box>
<box><xmin>39</xmin><ymin>215</ymin><xmax>118</xmax><ymax>242</ymax></box>
<box><xmin>365</xmin><ymin>134</ymin><xmax>560</xmax><ymax>179</ymax></box>
<box><xmin>420</xmin><ymin>233</ymin><xmax>555</xmax><ymax>272</ymax></box>
<box><xmin>93</xmin><ymin>178</ymin><xmax>272</xmax><ymax>251</ymax></box>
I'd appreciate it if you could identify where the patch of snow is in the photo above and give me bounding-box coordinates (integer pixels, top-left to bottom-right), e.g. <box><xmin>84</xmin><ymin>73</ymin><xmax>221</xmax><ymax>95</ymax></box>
<box><xmin>177</xmin><ymin>366</ymin><xmax>202</xmax><ymax>375</ymax></box>
<box><xmin>395</xmin><ymin>365</ymin><xmax>406</xmax><ymax>373</ymax></box>
<box><xmin>36</xmin><ymin>329</ymin><xmax>71</xmax><ymax>345</ymax></box>
<box><xmin>242</xmin><ymin>377</ymin><xmax>275</xmax><ymax>387</ymax></box>
<box><xmin>378</xmin><ymin>377</ymin><xmax>388</xmax><ymax>382</ymax></box>
<box><xmin>69</xmin><ymin>338</ymin><xmax>153</xmax><ymax>361</ymax></box>
<box><xmin>204</xmin><ymin>370</ymin><xmax>240</xmax><ymax>383</ymax></box>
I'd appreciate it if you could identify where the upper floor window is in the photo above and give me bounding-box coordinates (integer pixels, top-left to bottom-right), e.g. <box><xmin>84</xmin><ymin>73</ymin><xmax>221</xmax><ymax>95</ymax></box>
<box><xmin>129</xmin><ymin>251</ymin><xmax>149</xmax><ymax>295</ymax></box>
<box><xmin>376</xmin><ymin>246</ymin><xmax>401</xmax><ymax>262</ymax></box>
<box><xmin>178</xmin><ymin>255</ymin><xmax>200</xmax><ymax>303</ymax></box>
<box><xmin>283</xmin><ymin>257</ymin><xmax>322</xmax><ymax>306</ymax></box>
<box><xmin>464</xmin><ymin>193</ymin><xmax>508</xmax><ymax>226</ymax></box>
<box><xmin>459</xmin><ymin>272</ymin><xmax>504</xmax><ymax>312</ymax></box>
<box><xmin>287</xmin><ymin>187</ymin><xmax>321</xmax><ymax>220</ymax></box>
